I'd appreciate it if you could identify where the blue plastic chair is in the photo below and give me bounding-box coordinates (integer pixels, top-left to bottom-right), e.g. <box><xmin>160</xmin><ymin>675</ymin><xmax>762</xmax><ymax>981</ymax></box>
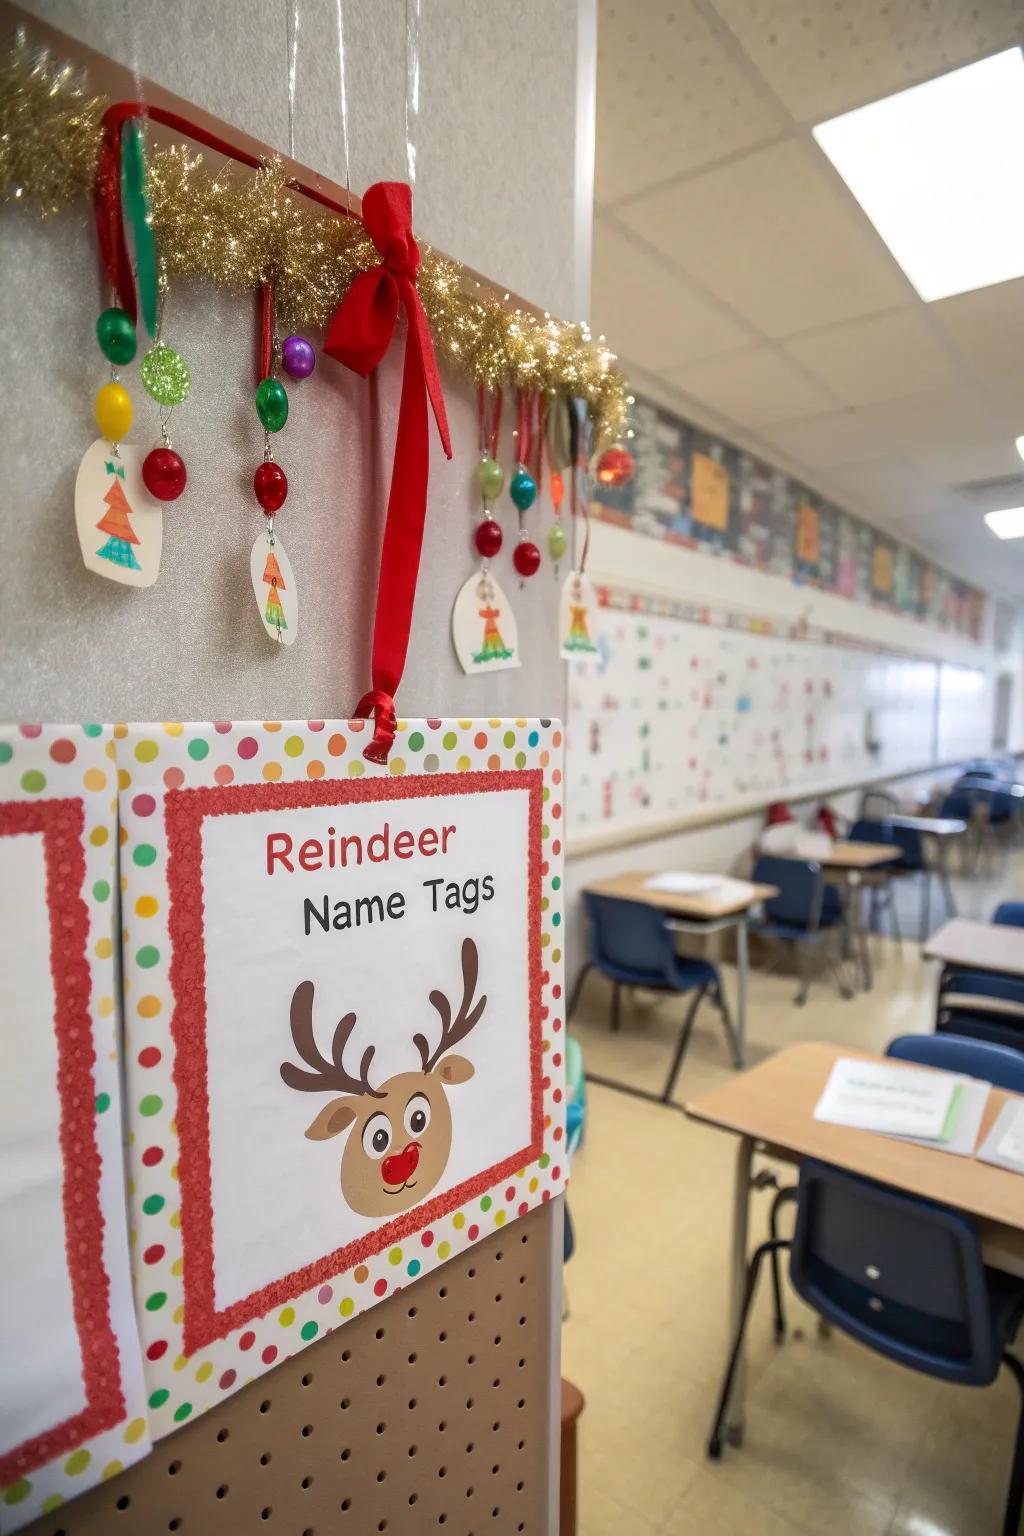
<box><xmin>751</xmin><ymin>854</ymin><xmax>851</xmax><ymax>1005</ymax></box>
<box><xmin>886</xmin><ymin>1032</ymin><xmax>1024</xmax><ymax>1092</ymax></box>
<box><xmin>995</xmin><ymin>902</ymin><xmax>1024</xmax><ymax>928</ymax></box>
<box><xmin>938</xmin><ymin>1007</ymin><xmax>1024</xmax><ymax>1053</ymax></box>
<box><xmin>708</xmin><ymin>1159</ymin><xmax>1024</xmax><ymax>1534</ymax></box>
<box><xmin>847</xmin><ymin>818</ymin><xmax>902</xmax><ymax>949</ymax></box>
<box><xmin>570</xmin><ymin>893</ymin><xmax>739</xmax><ymax>1103</ymax></box>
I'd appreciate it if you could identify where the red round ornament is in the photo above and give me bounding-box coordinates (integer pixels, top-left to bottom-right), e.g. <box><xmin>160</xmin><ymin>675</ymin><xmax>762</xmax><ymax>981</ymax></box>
<box><xmin>595</xmin><ymin>445</ymin><xmax>635</xmax><ymax>488</ymax></box>
<box><xmin>474</xmin><ymin>517</ymin><xmax>503</xmax><ymax>559</ymax></box>
<box><xmin>513</xmin><ymin>539</ymin><xmax>541</xmax><ymax>577</ymax></box>
<box><xmin>254</xmin><ymin>459</ymin><xmax>288</xmax><ymax>514</ymax></box>
<box><xmin>142</xmin><ymin>446</ymin><xmax>187</xmax><ymax>502</ymax></box>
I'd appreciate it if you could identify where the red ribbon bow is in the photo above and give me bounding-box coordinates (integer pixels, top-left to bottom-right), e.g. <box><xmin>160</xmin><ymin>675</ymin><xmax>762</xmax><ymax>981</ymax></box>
<box><xmin>325</xmin><ymin>181</ymin><xmax>452</xmax><ymax>763</ymax></box>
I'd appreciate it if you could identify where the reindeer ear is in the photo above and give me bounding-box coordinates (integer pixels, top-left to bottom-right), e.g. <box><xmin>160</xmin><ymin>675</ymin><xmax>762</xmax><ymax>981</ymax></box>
<box><xmin>305</xmin><ymin>1098</ymin><xmax>359</xmax><ymax>1140</ymax></box>
<box><xmin>436</xmin><ymin>1054</ymin><xmax>474</xmax><ymax>1085</ymax></box>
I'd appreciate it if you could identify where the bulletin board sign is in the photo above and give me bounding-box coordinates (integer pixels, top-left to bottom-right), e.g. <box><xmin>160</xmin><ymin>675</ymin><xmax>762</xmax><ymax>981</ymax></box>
<box><xmin>116</xmin><ymin>718</ymin><xmax>565</xmax><ymax>1436</ymax></box>
<box><xmin>0</xmin><ymin>726</ymin><xmax>149</xmax><ymax>1533</ymax></box>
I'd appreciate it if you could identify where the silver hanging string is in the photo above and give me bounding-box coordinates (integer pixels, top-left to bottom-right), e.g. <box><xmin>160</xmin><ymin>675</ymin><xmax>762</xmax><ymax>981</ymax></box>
<box><xmin>404</xmin><ymin>0</ymin><xmax>421</xmax><ymax>189</ymax></box>
<box><xmin>334</xmin><ymin>0</ymin><xmax>352</xmax><ymax>199</ymax></box>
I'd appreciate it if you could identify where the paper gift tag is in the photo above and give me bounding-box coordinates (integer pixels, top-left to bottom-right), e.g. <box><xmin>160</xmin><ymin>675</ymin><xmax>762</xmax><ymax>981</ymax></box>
<box><xmin>452</xmin><ymin>570</ymin><xmax>520</xmax><ymax>674</ymax></box>
<box><xmin>250</xmin><ymin>532</ymin><xmax>298</xmax><ymax>645</ymax></box>
<box><xmin>0</xmin><ymin>725</ymin><xmax>150</xmax><ymax>1530</ymax></box>
<box><xmin>74</xmin><ymin>440</ymin><xmax>163</xmax><ymax>588</ymax></box>
<box><xmin>116</xmin><ymin>718</ymin><xmax>565</xmax><ymax>1434</ymax></box>
<box><xmin>559</xmin><ymin>571</ymin><xmax>600</xmax><ymax>660</ymax></box>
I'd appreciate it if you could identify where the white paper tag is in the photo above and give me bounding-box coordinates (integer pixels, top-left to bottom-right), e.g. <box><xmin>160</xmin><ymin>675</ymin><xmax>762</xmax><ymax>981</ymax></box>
<box><xmin>74</xmin><ymin>439</ymin><xmax>163</xmax><ymax>588</ymax></box>
<box><xmin>452</xmin><ymin>569</ymin><xmax>520</xmax><ymax>674</ymax></box>
<box><xmin>250</xmin><ymin>531</ymin><xmax>298</xmax><ymax>645</ymax></box>
<box><xmin>559</xmin><ymin>570</ymin><xmax>600</xmax><ymax>660</ymax></box>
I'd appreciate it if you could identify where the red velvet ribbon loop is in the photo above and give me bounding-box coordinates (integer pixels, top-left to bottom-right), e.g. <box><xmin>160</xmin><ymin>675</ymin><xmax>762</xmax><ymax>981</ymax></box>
<box><xmin>325</xmin><ymin>181</ymin><xmax>452</xmax><ymax>765</ymax></box>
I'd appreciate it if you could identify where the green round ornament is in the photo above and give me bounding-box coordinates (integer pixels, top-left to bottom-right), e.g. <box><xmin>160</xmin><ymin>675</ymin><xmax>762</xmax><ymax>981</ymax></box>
<box><xmin>256</xmin><ymin>376</ymin><xmax>289</xmax><ymax>433</ymax></box>
<box><xmin>140</xmin><ymin>345</ymin><xmax>191</xmax><ymax>407</ymax></box>
<box><xmin>477</xmin><ymin>455</ymin><xmax>504</xmax><ymax>503</ymax></box>
<box><xmin>96</xmin><ymin>307</ymin><xmax>137</xmax><ymax>365</ymax></box>
<box><xmin>548</xmin><ymin>522</ymin><xmax>568</xmax><ymax>560</ymax></box>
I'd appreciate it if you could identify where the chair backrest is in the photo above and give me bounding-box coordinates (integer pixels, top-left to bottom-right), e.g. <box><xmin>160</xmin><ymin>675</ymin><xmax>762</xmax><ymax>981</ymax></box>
<box><xmin>943</xmin><ymin>969</ymin><xmax>1024</xmax><ymax>1007</ymax></box>
<box><xmin>752</xmin><ymin>854</ymin><xmax>823</xmax><ymax>930</ymax></box>
<box><xmin>848</xmin><ymin>818</ymin><xmax>894</xmax><ymax>845</ymax></box>
<box><xmin>583</xmin><ymin>893</ymin><xmax>674</xmax><ymax>983</ymax></box>
<box><xmin>890</xmin><ymin>822</ymin><xmax>925</xmax><ymax>867</ymax></box>
<box><xmin>937</xmin><ymin>1008</ymin><xmax>1024</xmax><ymax>1053</ymax></box>
<box><xmin>790</xmin><ymin>1159</ymin><xmax>1000</xmax><ymax>1385</ymax></box>
<box><xmin>860</xmin><ymin>789</ymin><xmax>898</xmax><ymax>819</ymax></box>
<box><xmin>886</xmin><ymin>1032</ymin><xmax>1024</xmax><ymax>1092</ymax></box>
<box><xmin>993</xmin><ymin>901</ymin><xmax>1024</xmax><ymax>928</ymax></box>
<box><xmin>940</xmin><ymin>791</ymin><xmax>975</xmax><ymax>820</ymax></box>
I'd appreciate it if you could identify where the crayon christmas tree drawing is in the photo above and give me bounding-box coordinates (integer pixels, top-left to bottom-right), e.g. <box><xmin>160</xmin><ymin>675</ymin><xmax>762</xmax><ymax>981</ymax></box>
<box><xmin>472</xmin><ymin>576</ymin><xmax>513</xmax><ymax>663</ymax></box>
<box><xmin>263</xmin><ymin>548</ymin><xmax>287</xmax><ymax>635</ymax></box>
<box><xmin>95</xmin><ymin>463</ymin><xmax>142</xmax><ymax>571</ymax></box>
<box><xmin>563</xmin><ymin>575</ymin><xmax>598</xmax><ymax>654</ymax></box>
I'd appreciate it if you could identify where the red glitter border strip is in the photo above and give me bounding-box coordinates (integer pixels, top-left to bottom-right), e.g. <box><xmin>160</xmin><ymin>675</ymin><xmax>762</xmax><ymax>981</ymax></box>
<box><xmin>163</xmin><ymin>769</ymin><xmax>545</xmax><ymax>1355</ymax></box>
<box><xmin>0</xmin><ymin>799</ymin><xmax>125</xmax><ymax>1484</ymax></box>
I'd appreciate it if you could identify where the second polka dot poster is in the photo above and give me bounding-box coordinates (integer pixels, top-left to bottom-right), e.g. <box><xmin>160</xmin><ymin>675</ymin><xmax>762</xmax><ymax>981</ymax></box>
<box><xmin>116</xmin><ymin>718</ymin><xmax>566</xmax><ymax>1434</ymax></box>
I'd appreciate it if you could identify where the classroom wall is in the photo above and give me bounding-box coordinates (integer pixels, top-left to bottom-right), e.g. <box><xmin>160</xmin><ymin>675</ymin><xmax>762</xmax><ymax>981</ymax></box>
<box><xmin>2</xmin><ymin>0</ymin><xmax>586</xmax><ymax>726</ymax></box>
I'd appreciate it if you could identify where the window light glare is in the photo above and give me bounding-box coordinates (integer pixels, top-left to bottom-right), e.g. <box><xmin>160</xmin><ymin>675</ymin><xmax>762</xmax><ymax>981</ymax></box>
<box><xmin>813</xmin><ymin>48</ymin><xmax>1024</xmax><ymax>303</ymax></box>
<box><xmin>1016</xmin><ymin>434</ymin><xmax>1024</xmax><ymax>464</ymax></box>
<box><xmin>984</xmin><ymin>506</ymin><xmax>1024</xmax><ymax>540</ymax></box>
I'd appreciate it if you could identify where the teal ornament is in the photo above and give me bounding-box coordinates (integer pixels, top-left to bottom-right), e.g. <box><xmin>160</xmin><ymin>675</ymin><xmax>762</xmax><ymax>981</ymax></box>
<box><xmin>510</xmin><ymin>468</ymin><xmax>537</xmax><ymax>512</ymax></box>
<box><xmin>256</xmin><ymin>376</ymin><xmax>289</xmax><ymax>433</ymax></box>
<box><xmin>547</xmin><ymin>522</ymin><xmax>567</xmax><ymax>560</ymax></box>
<box><xmin>477</xmin><ymin>455</ymin><xmax>504</xmax><ymax>504</ymax></box>
<box><xmin>140</xmin><ymin>344</ymin><xmax>191</xmax><ymax>407</ymax></box>
<box><xmin>96</xmin><ymin>307</ymin><xmax>137</xmax><ymax>365</ymax></box>
<box><xmin>121</xmin><ymin>120</ymin><xmax>159</xmax><ymax>338</ymax></box>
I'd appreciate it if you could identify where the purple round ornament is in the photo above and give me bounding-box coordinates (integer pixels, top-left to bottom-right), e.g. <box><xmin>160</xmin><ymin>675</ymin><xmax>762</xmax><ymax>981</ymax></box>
<box><xmin>281</xmin><ymin>335</ymin><xmax>316</xmax><ymax>379</ymax></box>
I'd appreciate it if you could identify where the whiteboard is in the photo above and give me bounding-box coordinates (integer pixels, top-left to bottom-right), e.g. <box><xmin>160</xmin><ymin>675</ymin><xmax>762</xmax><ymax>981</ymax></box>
<box><xmin>567</xmin><ymin>594</ymin><xmax>990</xmax><ymax>846</ymax></box>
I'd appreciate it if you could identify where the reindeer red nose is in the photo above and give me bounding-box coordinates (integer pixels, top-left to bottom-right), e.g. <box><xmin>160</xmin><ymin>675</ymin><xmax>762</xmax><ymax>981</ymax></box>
<box><xmin>382</xmin><ymin>1141</ymin><xmax>420</xmax><ymax>1187</ymax></box>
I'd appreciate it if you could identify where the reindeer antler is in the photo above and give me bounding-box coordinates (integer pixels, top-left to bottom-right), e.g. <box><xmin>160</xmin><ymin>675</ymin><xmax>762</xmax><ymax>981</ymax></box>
<box><xmin>281</xmin><ymin>981</ymin><xmax>384</xmax><ymax>1098</ymax></box>
<box><xmin>415</xmin><ymin>938</ymin><xmax>487</xmax><ymax>1073</ymax></box>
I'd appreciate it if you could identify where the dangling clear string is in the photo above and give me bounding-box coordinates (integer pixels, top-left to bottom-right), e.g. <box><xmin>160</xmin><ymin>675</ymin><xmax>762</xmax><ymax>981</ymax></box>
<box><xmin>286</xmin><ymin>0</ymin><xmax>300</xmax><ymax>161</ymax></box>
<box><xmin>404</xmin><ymin>0</ymin><xmax>421</xmax><ymax>190</ymax></box>
<box><xmin>333</xmin><ymin>0</ymin><xmax>352</xmax><ymax>201</ymax></box>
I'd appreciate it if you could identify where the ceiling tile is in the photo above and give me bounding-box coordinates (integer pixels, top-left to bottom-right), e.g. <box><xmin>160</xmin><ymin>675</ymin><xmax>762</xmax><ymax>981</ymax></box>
<box><xmin>783</xmin><ymin>309</ymin><xmax>956</xmax><ymax>407</ymax></box>
<box><xmin>826</xmin><ymin>459</ymin><xmax>944</xmax><ymax>523</ymax></box>
<box><xmin>708</xmin><ymin>0</ymin><xmax>1023</xmax><ymax>124</ymax></box>
<box><xmin>858</xmin><ymin>387</ymin><xmax>1020</xmax><ymax>485</ymax></box>
<box><xmin>664</xmin><ymin>345</ymin><xmax>839</xmax><ymax>428</ymax></box>
<box><xmin>595</xmin><ymin>1</ymin><xmax>787</xmax><ymax>206</ymax></box>
<box><xmin>616</xmin><ymin>139</ymin><xmax>911</xmax><ymax>337</ymax></box>
<box><xmin>930</xmin><ymin>276</ymin><xmax>1024</xmax><ymax>378</ymax></box>
<box><xmin>592</xmin><ymin>220</ymin><xmax>754</xmax><ymax>372</ymax></box>
<box><xmin>752</xmin><ymin>408</ymin><xmax>895</xmax><ymax>469</ymax></box>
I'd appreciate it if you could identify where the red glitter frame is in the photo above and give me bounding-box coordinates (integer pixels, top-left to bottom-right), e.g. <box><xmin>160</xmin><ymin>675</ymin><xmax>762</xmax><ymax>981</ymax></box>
<box><xmin>0</xmin><ymin>800</ymin><xmax>124</xmax><ymax>1484</ymax></box>
<box><xmin>163</xmin><ymin>770</ymin><xmax>544</xmax><ymax>1354</ymax></box>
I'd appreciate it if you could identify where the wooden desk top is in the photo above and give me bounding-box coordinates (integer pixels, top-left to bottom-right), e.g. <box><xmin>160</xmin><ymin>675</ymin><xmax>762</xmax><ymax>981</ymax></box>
<box><xmin>923</xmin><ymin>918</ymin><xmax>1024</xmax><ymax>978</ymax></box>
<box><xmin>685</xmin><ymin>1040</ymin><xmax>1024</xmax><ymax>1232</ymax></box>
<box><xmin>819</xmin><ymin>840</ymin><xmax>902</xmax><ymax>870</ymax></box>
<box><xmin>889</xmin><ymin>815</ymin><xmax>967</xmax><ymax>836</ymax></box>
<box><xmin>582</xmin><ymin>869</ymin><xmax>778</xmax><ymax>920</ymax></box>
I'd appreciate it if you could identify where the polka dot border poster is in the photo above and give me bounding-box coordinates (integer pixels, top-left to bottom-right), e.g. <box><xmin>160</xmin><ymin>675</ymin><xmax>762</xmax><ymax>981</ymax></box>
<box><xmin>0</xmin><ymin>726</ymin><xmax>150</xmax><ymax>1533</ymax></box>
<box><xmin>115</xmin><ymin>718</ymin><xmax>566</xmax><ymax>1435</ymax></box>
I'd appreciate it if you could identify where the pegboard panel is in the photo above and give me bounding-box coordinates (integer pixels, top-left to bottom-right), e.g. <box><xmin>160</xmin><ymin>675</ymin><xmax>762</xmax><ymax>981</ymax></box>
<box><xmin>19</xmin><ymin>1204</ymin><xmax>556</xmax><ymax>1536</ymax></box>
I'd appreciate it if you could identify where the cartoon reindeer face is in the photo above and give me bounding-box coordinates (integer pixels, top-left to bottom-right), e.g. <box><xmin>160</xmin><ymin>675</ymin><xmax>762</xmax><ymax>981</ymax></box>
<box><xmin>280</xmin><ymin>938</ymin><xmax>486</xmax><ymax>1217</ymax></box>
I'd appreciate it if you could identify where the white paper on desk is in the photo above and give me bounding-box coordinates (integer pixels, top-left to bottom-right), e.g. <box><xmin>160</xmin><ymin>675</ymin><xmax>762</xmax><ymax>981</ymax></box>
<box><xmin>644</xmin><ymin>872</ymin><xmax>721</xmax><ymax>896</ymax></box>
<box><xmin>883</xmin><ymin>1075</ymin><xmax>990</xmax><ymax>1157</ymax></box>
<box><xmin>813</xmin><ymin>1057</ymin><xmax>958</xmax><ymax>1140</ymax></box>
<box><xmin>978</xmin><ymin>1100</ymin><xmax>1024</xmax><ymax>1175</ymax></box>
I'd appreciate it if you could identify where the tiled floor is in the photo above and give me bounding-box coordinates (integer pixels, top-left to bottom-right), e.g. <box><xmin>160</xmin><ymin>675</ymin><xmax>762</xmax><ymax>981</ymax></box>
<box><xmin>563</xmin><ymin>854</ymin><xmax>1022</xmax><ymax>1535</ymax></box>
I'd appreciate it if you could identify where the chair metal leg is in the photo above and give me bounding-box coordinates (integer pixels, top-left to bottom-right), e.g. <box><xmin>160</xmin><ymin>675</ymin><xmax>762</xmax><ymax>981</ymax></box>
<box><xmin>708</xmin><ymin>1238</ymin><xmax>790</xmax><ymax>1459</ymax></box>
<box><xmin>768</xmin><ymin>1186</ymin><xmax>797</xmax><ymax>1344</ymax></box>
<box><xmin>888</xmin><ymin>880</ymin><xmax>901</xmax><ymax>944</ymax></box>
<box><xmin>1001</xmin><ymin>1352</ymin><xmax>1024</xmax><ymax>1536</ymax></box>
<box><xmin>567</xmin><ymin>962</ymin><xmax>591</xmax><ymax>1022</ymax></box>
<box><xmin>610</xmin><ymin>980</ymin><xmax>621</xmax><ymax>1032</ymax></box>
<box><xmin>795</xmin><ymin>942</ymin><xmax>810</xmax><ymax>1007</ymax></box>
<box><xmin>919</xmin><ymin>871</ymin><xmax>931</xmax><ymax>945</ymax></box>
<box><xmin>714</xmin><ymin>982</ymin><xmax>742</xmax><ymax>1071</ymax></box>
<box><xmin>660</xmin><ymin>984</ymin><xmax>708</xmax><ymax>1103</ymax></box>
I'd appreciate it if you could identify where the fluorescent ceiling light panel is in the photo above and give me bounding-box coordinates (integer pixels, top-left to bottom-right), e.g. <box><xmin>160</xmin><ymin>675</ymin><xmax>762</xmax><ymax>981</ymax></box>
<box><xmin>813</xmin><ymin>48</ymin><xmax>1024</xmax><ymax>302</ymax></box>
<box><xmin>985</xmin><ymin>506</ymin><xmax>1024</xmax><ymax>540</ymax></box>
<box><xmin>1016</xmin><ymin>434</ymin><xmax>1024</xmax><ymax>464</ymax></box>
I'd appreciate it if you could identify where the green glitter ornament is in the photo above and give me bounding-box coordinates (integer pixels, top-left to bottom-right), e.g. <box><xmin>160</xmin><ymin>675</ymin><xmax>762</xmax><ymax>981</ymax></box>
<box><xmin>140</xmin><ymin>344</ymin><xmax>191</xmax><ymax>407</ymax></box>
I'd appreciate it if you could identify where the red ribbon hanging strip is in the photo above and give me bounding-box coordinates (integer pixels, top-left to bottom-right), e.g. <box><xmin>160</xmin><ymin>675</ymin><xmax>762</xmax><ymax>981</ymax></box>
<box><xmin>94</xmin><ymin>108</ymin><xmax>452</xmax><ymax>767</ymax></box>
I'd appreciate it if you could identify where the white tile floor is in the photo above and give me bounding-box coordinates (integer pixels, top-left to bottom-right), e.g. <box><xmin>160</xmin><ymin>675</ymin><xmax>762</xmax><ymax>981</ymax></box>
<box><xmin>563</xmin><ymin>855</ymin><xmax>1022</xmax><ymax>1535</ymax></box>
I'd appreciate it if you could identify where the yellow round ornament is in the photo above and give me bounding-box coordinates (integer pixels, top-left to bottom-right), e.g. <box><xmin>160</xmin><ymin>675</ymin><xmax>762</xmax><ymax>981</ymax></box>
<box><xmin>94</xmin><ymin>381</ymin><xmax>132</xmax><ymax>442</ymax></box>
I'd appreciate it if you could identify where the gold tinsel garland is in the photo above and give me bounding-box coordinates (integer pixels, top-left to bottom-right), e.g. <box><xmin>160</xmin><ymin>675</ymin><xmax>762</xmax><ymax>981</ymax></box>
<box><xmin>0</xmin><ymin>35</ymin><xmax>628</xmax><ymax>447</ymax></box>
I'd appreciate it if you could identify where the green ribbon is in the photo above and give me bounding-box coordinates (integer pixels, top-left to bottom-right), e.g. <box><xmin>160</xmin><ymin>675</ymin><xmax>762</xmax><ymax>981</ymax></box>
<box><xmin>121</xmin><ymin>121</ymin><xmax>159</xmax><ymax>339</ymax></box>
